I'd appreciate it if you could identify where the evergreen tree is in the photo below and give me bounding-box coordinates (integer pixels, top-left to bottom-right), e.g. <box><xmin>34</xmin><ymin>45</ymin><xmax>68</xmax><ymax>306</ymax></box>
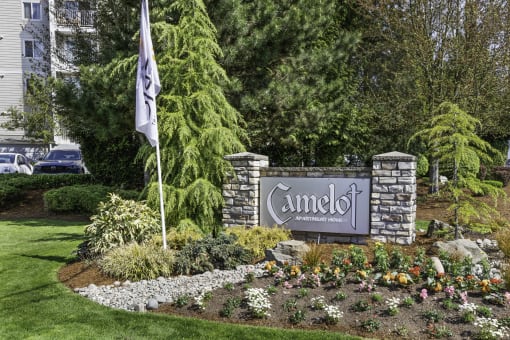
<box><xmin>409</xmin><ymin>101</ymin><xmax>506</xmax><ymax>238</ymax></box>
<box><xmin>143</xmin><ymin>0</ymin><xmax>246</xmax><ymax>233</ymax></box>
<box><xmin>207</xmin><ymin>0</ymin><xmax>368</xmax><ymax>166</ymax></box>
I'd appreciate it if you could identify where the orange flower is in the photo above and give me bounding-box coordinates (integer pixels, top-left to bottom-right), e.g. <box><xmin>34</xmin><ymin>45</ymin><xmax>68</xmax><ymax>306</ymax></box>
<box><xmin>466</xmin><ymin>275</ymin><xmax>474</xmax><ymax>281</ymax></box>
<box><xmin>409</xmin><ymin>266</ymin><xmax>420</xmax><ymax>277</ymax></box>
<box><xmin>434</xmin><ymin>282</ymin><xmax>442</xmax><ymax>292</ymax></box>
<box><xmin>490</xmin><ymin>278</ymin><xmax>502</xmax><ymax>285</ymax></box>
<box><xmin>343</xmin><ymin>259</ymin><xmax>351</xmax><ymax>266</ymax></box>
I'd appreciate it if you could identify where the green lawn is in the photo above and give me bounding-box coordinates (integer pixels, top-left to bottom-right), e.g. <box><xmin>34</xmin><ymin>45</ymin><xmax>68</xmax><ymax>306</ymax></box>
<box><xmin>0</xmin><ymin>219</ymin><xmax>363</xmax><ymax>340</ymax></box>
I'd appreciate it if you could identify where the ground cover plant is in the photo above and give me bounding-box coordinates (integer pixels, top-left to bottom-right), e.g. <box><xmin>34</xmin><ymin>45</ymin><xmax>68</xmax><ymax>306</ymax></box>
<box><xmin>0</xmin><ymin>219</ymin><xmax>359</xmax><ymax>340</ymax></box>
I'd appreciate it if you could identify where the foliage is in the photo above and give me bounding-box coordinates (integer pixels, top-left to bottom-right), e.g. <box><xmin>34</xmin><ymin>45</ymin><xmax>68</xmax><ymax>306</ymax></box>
<box><xmin>150</xmin><ymin>227</ymin><xmax>204</xmax><ymax>251</ymax></box>
<box><xmin>224</xmin><ymin>226</ymin><xmax>291</xmax><ymax>260</ymax></box>
<box><xmin>173</xmin><ymin>233</ymin><xmax>252</xmax><ymax>275</ymax></box>
<box><xmin>0</xmin><ymin>76</ymin><xmax>58</xmax><ymax>146</ymax></box>
<box><xmin>84</xmin><ymin>194</ymin><xmax>160</xmax><ymax>255</ymax></box>
<box><xmin>136</xmin><ymin>0</ymin><xmax>247</xmax><ymax>233</ymax></box>
<box><xmin>210</xmin><ymin>0</ymin><xmax>367</xmax><ymax>166</ymax></box>
<box><xmin>98</xmin><ymin>242</ymin><xmax>174</xmax><ymax>280</ymax></box>
<box><xmin>409</xmin><ymin>102</ymin><xmax>507</xmax><ymax>237</ymax></box>
<box><xmin>0</xmin><ymin>174</ymin><xmax>95</xmax><ymax>208</ymax></box>
<box><xmin>416</xmin><ymin>154</ymin><xmax>430</xmax><ymax>178</ymax></box>
<box><xmin>356</xmin><ymin>0</ymin><xmax>510</xmax><ymax>155</ymax></box>
<box><xmin>43</xmin><ymin>185</ymin><xmax>140</xmax><ymax>214</ymax></box>
<box><xmin>302</xmin><ymin>243</ymin><xmax>328</xmax><ymax>268</ymax></box>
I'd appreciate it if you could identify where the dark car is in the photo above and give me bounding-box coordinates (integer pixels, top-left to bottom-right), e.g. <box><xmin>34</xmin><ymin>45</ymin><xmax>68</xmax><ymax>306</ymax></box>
<box><xmin>33</xmin><ymin>146</ymin><xmax>86</xmax><ymax>174</ymax></box>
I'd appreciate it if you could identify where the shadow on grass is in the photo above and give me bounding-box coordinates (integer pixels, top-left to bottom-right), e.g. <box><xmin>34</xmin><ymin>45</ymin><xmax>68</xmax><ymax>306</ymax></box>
<box><xmin>34</xmin><ymin>232</ymin><xmax>84</xmax><ymax>242</ymax></box>
<box><xmin>2</xmin><ymin>219</ymin><xmax>88</xmax><ymax>228</ymax></box>
<box><xmin>20</xmin><ymin>254</ymin><xmax>76</xmax><ymax>264</ymax></box>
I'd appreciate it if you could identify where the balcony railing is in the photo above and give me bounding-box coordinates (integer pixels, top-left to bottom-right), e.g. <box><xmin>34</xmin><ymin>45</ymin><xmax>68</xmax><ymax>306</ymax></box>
<box><xmin>55</xmin><ymin>9</ymin><xmax>95</xmax><ymax>27</ymax></box>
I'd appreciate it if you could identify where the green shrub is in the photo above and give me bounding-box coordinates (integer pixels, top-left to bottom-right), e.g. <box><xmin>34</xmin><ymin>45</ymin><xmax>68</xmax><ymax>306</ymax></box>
<box><xmin>224</xmin><ymin>225</ymin><xmax>291</xmax><ymax>260</ymax></box>
<box><xmin>416</xmin><ymin>154</ymin><xmax>429</xmax><ymax>178</ymax></box>
<box><xmin>150</xmin><ymin>227</ymin><xmax>204</xmax><ymax>250</ymax></box>
<box><xmin>43</xmin><ymin>185</ymin><xmax>140</xmax><ymax>214</ymax></box>
<box><xmin>84</xmin><ymin>193</ymin><xmax>160</xmax><ymax>255</ymax></box>
<box><xmin>99</xmin><ymin>242</ymin><xmax>174</xmax><ymax>280</ymax></box>
<box><xmin>0</xmin><ymin>174</ymin><xmax>96</xmax><ymax>208</ymax></box>
<box><xmin>174</xmin><ymin>233</ymin><xmax>252</xmax><ymax>275</ymax></box>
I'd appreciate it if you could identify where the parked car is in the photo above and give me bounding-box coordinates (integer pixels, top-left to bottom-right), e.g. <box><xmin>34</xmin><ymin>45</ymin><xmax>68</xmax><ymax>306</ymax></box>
<box><xmin>0</xmin><ymin>153</ymin><xmax>33</xmax><ymax>175</ymax></box>
<box><xmin>32</xmin><ymin>145</ymin><xmax>87</xmax><ymax>174</ymax></box>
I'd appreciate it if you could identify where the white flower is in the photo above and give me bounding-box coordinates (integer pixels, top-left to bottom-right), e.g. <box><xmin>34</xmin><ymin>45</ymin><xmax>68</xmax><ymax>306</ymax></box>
<box><xmin>458</xmin><ymin>302</ymin><xmax>477</xmax><ymax>313</ymax></box>
<box><xmin>474</xmin><ymin>317</ymin><xmax>509</xmax><ymax>338</ymax></box>
<box><xmin>245</xmin><ymin>288</ymin><xmax>272</xmax><ymax>318</ymax></box>
<box><xmin>323</xmin><ymin>304</ymin><xmax>343</xmax><ymax>324</ymax></box>
<box><xmin>386</xmin><ymin>297</ymin><xmax>400</xmax><ymax>310</ymax></box>
<box><xmin>311</xmin><ymin>296</ymin><xmax>326</xmax><ymax>310</ymax></box>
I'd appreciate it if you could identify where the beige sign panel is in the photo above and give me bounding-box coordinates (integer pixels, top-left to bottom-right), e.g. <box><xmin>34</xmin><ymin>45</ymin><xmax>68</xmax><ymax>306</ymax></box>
<box><xmin>260</xmin><ymin>177</ymin><xmax>370</xmax><ymax>234</ymax></box>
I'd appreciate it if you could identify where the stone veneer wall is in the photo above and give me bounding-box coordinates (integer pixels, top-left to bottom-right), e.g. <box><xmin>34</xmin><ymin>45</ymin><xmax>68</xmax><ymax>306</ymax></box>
<box><xmin>223</xmin><ymin>151</ymin><xmax>416</xmax><ymax>245</ymax></box>
<box><xmin>370</xmin><ymin>152</ymin><xmax>416</xmax><ymax>245</ymax></box>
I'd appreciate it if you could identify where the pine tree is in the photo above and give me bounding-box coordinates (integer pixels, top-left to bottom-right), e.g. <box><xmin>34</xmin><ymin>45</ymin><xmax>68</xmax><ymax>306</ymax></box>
<box><xmin>144</xmin><ymin>0</ymin><xmax>246</xmax><ymax>233</ymax></box>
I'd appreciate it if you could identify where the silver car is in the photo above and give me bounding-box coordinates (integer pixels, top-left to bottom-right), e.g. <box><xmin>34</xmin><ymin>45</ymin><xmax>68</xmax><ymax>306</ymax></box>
<box><xmin>0</xmin><ymin>153</ymin><xmax>33</xmax><ymax>175</ymax></box>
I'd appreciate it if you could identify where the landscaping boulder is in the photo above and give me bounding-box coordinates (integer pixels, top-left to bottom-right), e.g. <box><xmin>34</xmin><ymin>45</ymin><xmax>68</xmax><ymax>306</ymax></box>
<box><xmin>265</xmin><ymin>240</ymin><xmax>310</xmax><ymax>266</ymax></box>
<box><xmin>432</xmin><ymin>239</ymin><xmax>488</xmax><ymax>264</ymax></box>
<box><xmin>426</xmin><ymin>219</ymin><xmax>453</xmax><ymax>238</ymax></box>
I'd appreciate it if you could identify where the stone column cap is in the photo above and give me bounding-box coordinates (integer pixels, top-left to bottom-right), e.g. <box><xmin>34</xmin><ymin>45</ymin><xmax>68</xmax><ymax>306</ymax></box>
<box><xmin>373</xmin><ymin>151</ymin><xmax>416</xmax><ymax>161</ymax></box>
<box><xmin>224</xmin><ymin>152</ymin><xmax>269</xmax><ymax>161</ymax></box>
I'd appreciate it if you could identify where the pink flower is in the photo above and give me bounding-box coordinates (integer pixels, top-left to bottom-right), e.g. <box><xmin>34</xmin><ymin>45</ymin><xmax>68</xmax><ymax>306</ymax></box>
<box><xmin>283</xmin><ymin>281</ymin><xmax>293</xmax><ymax>289</ymax></box>
<box><xmin>505</xmin><ymin>291</ymin><xmax>510</xmax><ymax>304</ymax></box>
<box><xmin>444</xmin><ymin>285</ymin><xmax>455</xmax><ymax>299</ymax></box>
<box><xmin>420</xmin><ymin>288</ymin><xmax>428</xmax><ymax>300</ymax></box>
<box><xmin>460</xmin><ymin>291</ymin><xmax>468</xmax><ymax>304</ymax></box>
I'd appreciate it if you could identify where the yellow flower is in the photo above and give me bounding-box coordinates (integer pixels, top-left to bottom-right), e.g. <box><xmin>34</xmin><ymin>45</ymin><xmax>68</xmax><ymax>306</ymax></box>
<box><xmin>313</xmin><ymin>266</ymin><xmax>321</xmax><ymax>274</ymax></box>
<box><xmin>397</xmin><ymin>273</ymin><xmax>408</xmax><ymax>285</ymax></box>
<box><xmin>333</xmin><ymin>267</ymin><xmax>340</xmax><ymax>275</ymax></box>
<box><xmin>383</xmin><ymin>272</ymin><xmax>392</xmax><ymax>282</ymax></box>
<box><xmin>357</xmin><ymin>270</ymin><xmax>367</xmax><ymax>279</ymax></box>
<box><xmin>434</xmin><ymin>282</ymin><xmax>442</xmax><ymax>292</ymax></box>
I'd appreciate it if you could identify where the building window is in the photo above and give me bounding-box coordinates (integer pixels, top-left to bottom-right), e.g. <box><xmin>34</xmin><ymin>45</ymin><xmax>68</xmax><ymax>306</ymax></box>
<box><xmin>23</xmin><ymin>1</ymin><xmax>41</xmax><ymax>20</ymax></box>
<box><xmin>23</xmin><ymin>40</ymin><xmax>43</xmax><ymax>58</ymax></box>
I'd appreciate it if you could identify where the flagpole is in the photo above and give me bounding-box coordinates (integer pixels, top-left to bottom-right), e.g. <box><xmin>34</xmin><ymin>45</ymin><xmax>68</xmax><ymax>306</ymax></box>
<box><xmin>155</xmin><ymin>141</ymin><xmax>167</xmax><ymax>250</ymax></box>
<box><xmin>136</xmin><ymin>0</ymin><xmax>166</xmax><ymax>250</ymax></box>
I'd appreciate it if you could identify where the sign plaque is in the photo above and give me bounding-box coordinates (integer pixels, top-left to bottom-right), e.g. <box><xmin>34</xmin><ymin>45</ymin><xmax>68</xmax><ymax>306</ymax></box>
<box><xmin>260</xmin><ymin>177</ymin><xmax>370</xmax><ymax>234</ymax></box>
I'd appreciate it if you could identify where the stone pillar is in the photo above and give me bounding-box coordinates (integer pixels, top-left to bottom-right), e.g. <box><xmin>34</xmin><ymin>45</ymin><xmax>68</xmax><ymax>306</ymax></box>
<box><xmin>370</xmin><ymin>151</ymin><xmax>416</xmax><ymax>245</ymax></box>
<box><xmin>223</xmin><ymin>152</ymin><xmax>268</xmax><ymax>227</ymax></box>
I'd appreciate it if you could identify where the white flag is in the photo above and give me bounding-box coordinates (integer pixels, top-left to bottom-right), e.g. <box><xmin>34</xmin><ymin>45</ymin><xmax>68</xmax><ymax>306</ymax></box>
<box><xmin>135</xmin><ymin>0</ymin><xmax>161</xmax><ymax>147</ymax></box>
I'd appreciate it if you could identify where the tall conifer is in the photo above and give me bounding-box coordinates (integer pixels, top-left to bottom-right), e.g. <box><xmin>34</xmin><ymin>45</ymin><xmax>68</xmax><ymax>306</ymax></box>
<box><xmin>144</xmin><ymin>0</ymin><xmax>246</xmax><ymax>233</ymax></box>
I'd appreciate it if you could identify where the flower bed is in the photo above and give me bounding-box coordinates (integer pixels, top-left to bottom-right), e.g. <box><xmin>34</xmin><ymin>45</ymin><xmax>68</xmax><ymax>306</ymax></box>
<box><xmin>155</xmin><ymin>243</ymin><xmax>510</xmax><ymax>339</ymax></box>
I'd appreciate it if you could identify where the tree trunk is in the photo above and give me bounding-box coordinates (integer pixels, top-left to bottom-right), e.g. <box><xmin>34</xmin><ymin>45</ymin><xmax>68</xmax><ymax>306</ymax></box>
<box><xmin>429</xmin><ymin>159</ymin><xmax>439</xmax><ymax>194</ymax></box>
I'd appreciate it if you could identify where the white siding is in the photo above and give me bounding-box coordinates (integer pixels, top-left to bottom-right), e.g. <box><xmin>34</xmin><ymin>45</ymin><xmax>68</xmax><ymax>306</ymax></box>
<box><xmin>0</xmin><ymin>0</ymin><xmax>49</xmax><ymax>139</ymax></box>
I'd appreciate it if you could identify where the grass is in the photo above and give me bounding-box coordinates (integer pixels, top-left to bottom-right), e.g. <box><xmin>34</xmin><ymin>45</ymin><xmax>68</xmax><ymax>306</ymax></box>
<box><xmin>0</xmin><ymin>219</ymin><xmax>362</xmax><ymax>340</ymax></box>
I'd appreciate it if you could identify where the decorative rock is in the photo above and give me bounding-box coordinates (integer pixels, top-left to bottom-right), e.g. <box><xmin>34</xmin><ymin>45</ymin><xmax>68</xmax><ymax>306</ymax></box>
<box><xmin>265</xmin><ymin>240</ymin><xmax>310</xmax><ymax>265</ymax></box>
<box><xmin>87</xmin><ymin>283</ymin><xmax>97</xmax><ymax>290</ymax></box>
<box><xmin>426</xmin><ymin>220</ymin><xmax>452</xmax><ymax>238</ymax></box>
<box><xmin>432</xmin><ymin>239</ymin><xmax>488</xmax><ymax>264</ymax></box>
<box><xmin>146</xmin><ymin>298</ymin><xmax>159</xmax><ymax>310</ymax></box>
<box><xmin>430</xmin><ymin>256</ymin><xmax>445</xmax><ymax>274</ymax></box>
<box><xmin>122</xmin><ymin>280</ymin><xmax>131</xmax><ymax>287</ymax></box>
<box><xmin>154</xmin><ymin>295</ymin><xmax>167</xmax><ymax>303</ymax></box>
<box><xmin>133</xmin><ymin>303</ymin><xmax>146</xmax><ymax>312</ymax></box>
<box><xmin>113</xmin><ymin>281</ymin><xmax>121</xmax><ymax>287</ymax></box>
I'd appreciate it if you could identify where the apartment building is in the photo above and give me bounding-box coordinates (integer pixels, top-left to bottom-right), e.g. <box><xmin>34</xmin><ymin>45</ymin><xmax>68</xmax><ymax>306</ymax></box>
<box><xmin>0</xmin><ymin>0</ymin><xmax>95</xmax><ymax>158</ymax></box>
